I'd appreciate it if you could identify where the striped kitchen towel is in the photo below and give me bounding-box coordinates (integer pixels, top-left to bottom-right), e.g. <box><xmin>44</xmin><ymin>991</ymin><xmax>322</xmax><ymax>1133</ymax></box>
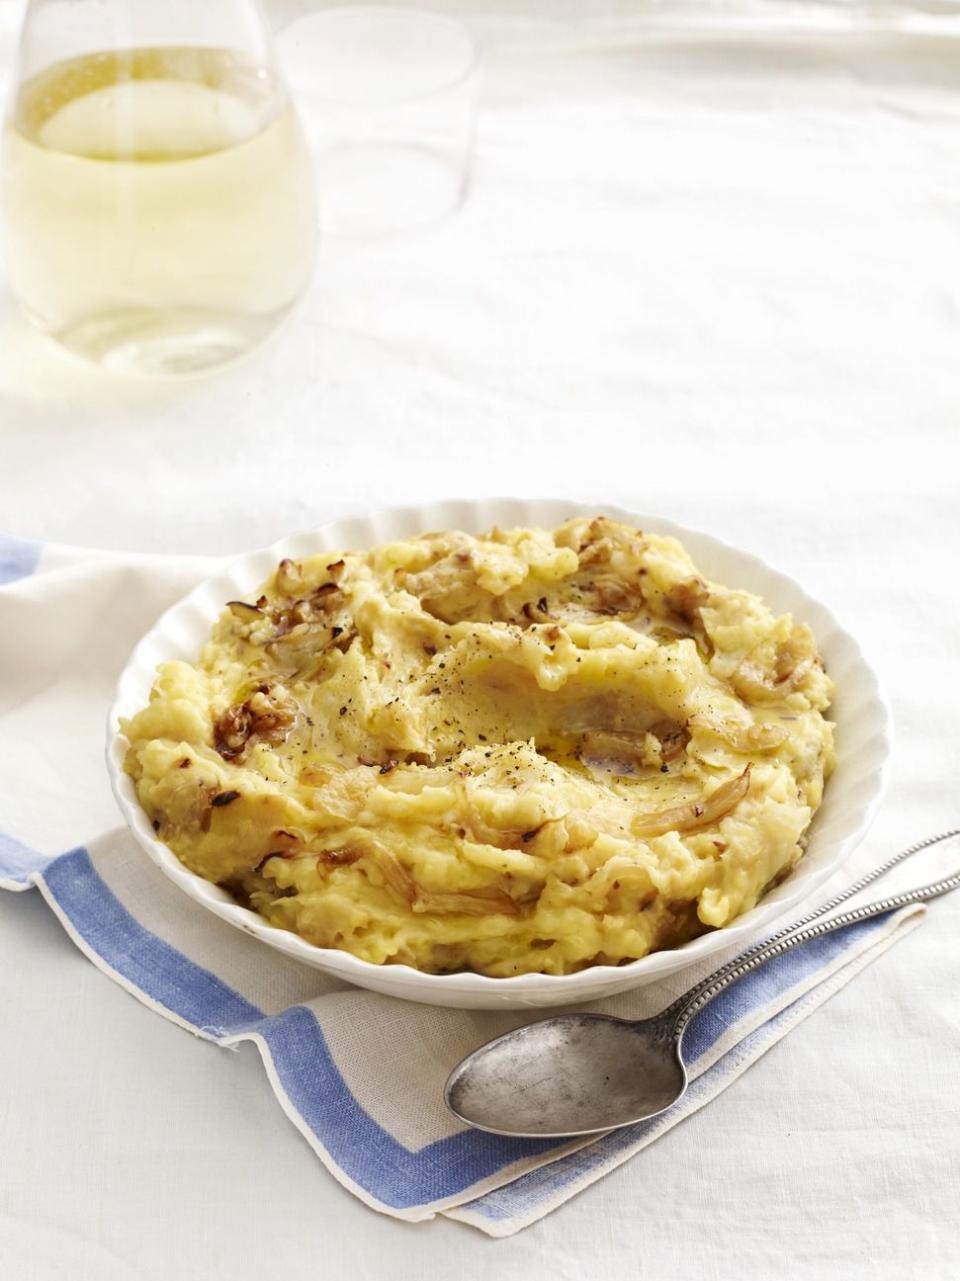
<box><xmin>0</xmin><ymin>531</ymin><xmax>923</xmax><ymax>1237</ymax></box>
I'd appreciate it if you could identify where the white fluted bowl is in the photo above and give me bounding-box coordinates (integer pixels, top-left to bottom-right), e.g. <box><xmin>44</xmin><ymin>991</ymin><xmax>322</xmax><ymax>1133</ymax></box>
<box><xmin>107</xmin><ymin>499</ymin><xmax>891</xmax><ymax>1009</ymax></box>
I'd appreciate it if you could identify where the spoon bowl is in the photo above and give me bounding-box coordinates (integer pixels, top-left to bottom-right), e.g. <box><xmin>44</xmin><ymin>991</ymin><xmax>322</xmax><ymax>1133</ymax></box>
<box><xmin>445</xmin><ymin>1013</ymin><xmax>686</xmax><ymax>1138</ymax></box>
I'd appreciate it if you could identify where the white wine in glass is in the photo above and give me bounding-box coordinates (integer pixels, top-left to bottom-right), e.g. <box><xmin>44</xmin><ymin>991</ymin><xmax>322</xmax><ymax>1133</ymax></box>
<box><xmin>1</xmin><ymin>4</ymin><xmax>317</xmax><ymax>376</ymax></box>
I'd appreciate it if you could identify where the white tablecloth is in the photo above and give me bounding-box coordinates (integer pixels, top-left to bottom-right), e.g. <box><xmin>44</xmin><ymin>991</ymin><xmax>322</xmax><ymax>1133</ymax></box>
<box><xmin>1</xmin><ymin>2</ymin><xmax>959</xmax><ymax>1277</ymax></box>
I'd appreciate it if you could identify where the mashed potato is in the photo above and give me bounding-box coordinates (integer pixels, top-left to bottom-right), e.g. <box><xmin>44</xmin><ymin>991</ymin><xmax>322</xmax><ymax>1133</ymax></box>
<box><xmin>123</xmin><ymin>518</ymin><xmax>834</xmax><ymax>976</ymax></box>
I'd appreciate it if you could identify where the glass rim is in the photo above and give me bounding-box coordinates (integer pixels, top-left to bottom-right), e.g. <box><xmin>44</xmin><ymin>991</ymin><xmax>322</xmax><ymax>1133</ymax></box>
<box><xmin>278</xmin><ymin>4</ymin><xmax>479</xmax><ymax>109</ymax></box>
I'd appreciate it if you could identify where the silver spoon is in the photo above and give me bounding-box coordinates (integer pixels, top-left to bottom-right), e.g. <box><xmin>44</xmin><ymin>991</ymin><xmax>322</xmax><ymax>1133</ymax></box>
<box><xmin>445</xmin><ymin>829</ymin><xmax>960</xmax><ymax>1138</ymax></box>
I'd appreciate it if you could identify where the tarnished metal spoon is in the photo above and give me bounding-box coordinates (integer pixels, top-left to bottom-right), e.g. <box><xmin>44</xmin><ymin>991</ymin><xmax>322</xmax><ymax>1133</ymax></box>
<box><xmin>445</xmin><ymin>830</ymin><xmax>960</xmax><ymax>1138</ymax></box>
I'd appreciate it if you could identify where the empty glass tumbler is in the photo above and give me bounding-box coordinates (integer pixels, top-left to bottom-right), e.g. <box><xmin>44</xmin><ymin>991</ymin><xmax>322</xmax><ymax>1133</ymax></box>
<box><xmin>0</xmin><ymin>0</ymin><xmax>318</xmax><ymax>375</ymax></box>
<box><xmin>278</xmin><ymin>6</ymin><xmax>478</xmax><ymax>238</ymax></box>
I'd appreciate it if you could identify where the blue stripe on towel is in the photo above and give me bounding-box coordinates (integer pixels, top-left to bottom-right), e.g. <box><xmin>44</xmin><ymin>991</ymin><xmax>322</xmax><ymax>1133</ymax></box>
<box><xmin>0</xmin><ymin>831</ymin><xmax>52</xmax><ymax>882</ymax></box>
<box><xmin>0</xmin><ymin>533</ymin><xmax>42</xmax><ymax>584</ymax></box>
<box><xmin>681</xmin><ymin>909</ymin><xmax>890</xmax><ymax>1063</ymax></box>
<box><xmin>40</xmin><ymin>848</ymin><xmax>564</xmax><ymax>1208</ymax></box>
<box><xmin>43</xmin><ymin>849</ymin><xmax>263</xmax><ymax>1033</ymax></box>
<box><xmin>260</xmin><ymin>1007</ymin><xmax>564</xmax><ymax>1208</ymax></box>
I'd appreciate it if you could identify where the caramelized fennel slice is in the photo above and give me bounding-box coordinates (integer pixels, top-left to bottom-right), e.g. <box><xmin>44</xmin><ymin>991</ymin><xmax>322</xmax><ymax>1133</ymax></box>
<box><xmin>692</xmin><ymin>716</ymin><xmax>788</xmax><ymax>753</ymax></box>
<box><xmin>632</xmin><ymin>766</ymin><xmax>752</xmax><ymax>839</ymax></box>
<box><xmin>365</xmin><ymin>839</ymin><xmax>520</xmax><ymax>915</ymax></box>
<box><xmin>579</xmin><ymin>721</ymin><xmax>689</xmax><ymax>777</ymax></box>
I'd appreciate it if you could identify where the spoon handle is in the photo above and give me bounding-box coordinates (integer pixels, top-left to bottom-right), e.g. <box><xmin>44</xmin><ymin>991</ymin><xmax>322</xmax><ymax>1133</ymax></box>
<box><xmin>658</xmin><ymin>828</ymin><xmax>960</xmax><ymax>1030</ymax></box>
<box><xmin>671</xmin><ymin>856</ymin><xmax>960</xmax><ymax>1040</ymax></box>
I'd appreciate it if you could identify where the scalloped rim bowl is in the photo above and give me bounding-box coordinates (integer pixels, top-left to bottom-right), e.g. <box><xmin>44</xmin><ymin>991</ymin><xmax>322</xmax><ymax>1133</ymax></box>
<box><xmin>106</xmin><ymin>499</ymin><xmax>891</xmax><ymax>1009</ymax></box>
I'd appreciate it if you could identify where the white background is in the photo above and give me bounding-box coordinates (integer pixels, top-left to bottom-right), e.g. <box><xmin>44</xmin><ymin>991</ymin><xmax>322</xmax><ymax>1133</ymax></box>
<box><xmin>1</xmin><ymin>1</ymin><xmax>959</xmax><ymax>1277</ymax></box>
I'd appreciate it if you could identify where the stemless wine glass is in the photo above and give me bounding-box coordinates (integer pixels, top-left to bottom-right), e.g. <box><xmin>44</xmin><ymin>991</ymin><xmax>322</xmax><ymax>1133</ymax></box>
<box><xmin>0</xmin><ymin>0</ymin><xmax>318</xmax><ymax>376</ymax></box>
